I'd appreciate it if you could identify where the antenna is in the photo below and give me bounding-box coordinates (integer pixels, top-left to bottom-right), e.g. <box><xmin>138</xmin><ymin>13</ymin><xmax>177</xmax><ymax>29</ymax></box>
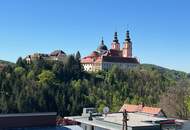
<box><xmin>103</xmin><ymin>106</ymin><xmax>109</xmax><ymax>117</ymax></box>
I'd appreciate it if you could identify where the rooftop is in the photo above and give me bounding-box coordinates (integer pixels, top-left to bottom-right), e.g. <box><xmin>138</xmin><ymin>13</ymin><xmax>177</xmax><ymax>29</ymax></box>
<box><xmin>102</xmin><ymin>56</ymin><xmax>139</xmax><ymax>64</ymax></box>
<box><xmin>0</xmin><ymin>112</ymin><xmax>57</xmax><ymax>117</ymax></box>
<box><xmin>65</xmin><ymin>112</ymin><xmax>169</xmax><ymax>130</ymax></box>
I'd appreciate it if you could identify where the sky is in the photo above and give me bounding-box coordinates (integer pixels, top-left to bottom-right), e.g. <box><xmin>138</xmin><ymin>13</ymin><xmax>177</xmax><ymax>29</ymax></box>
<box><xmin>0</xmin><ymin>0</ymin><xmax>190</xmax><ymax>72</ymax></box>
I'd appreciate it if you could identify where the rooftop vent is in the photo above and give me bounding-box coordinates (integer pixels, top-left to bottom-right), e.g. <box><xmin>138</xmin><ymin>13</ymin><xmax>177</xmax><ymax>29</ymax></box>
<box><xmin>82</xmin><ymin>108</ymin><xmax>96</xmax><ymax>117</ymax></box>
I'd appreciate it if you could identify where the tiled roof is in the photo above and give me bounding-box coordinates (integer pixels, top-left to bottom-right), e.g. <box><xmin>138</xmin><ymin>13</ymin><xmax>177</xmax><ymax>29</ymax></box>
<box><xmin>81</xmin><ymin>54</ymin><xmax>139</xmax><ymax>64</ymax></box>
<box><xmin>81</xmin><ymin>56</ymin><xmax>95</xmax><ymax>63</ymax></box>
<box><xmin>120</xmin><ymin>104</ymin><xmax>140</xmax><ymax>112</ymax></box>
<box><xmin>81</xmin><ymin>54</ymin><xmax>102</xmax><ymax>64</ymax></box>
<box><xmin>141</xmin><ymin>107</ymin><xmax>162</xmax><ymax>115</ymax></box>
<box><xmin>102</xmin><ymin>56</ymin><xmax>139</xmax><ymax>64</ymax></box>
<box><xmin>50</xmin><ymin>50</ymin><xmax>66</xmax><ymax>57</ymax></box>
<box><xmin>81</xmin><ymin>51</ymin><xmax>102</xmax><ymax>64</ymax></box>
<box><xmin>120</xmin><ymin>104</ymin><xmax>162</xmax><ymax>116</ymax></box>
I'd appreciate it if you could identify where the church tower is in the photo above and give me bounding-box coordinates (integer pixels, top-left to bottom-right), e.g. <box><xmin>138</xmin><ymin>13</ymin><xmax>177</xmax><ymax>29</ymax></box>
<box><xmin>123</xmin><ymin>30</ymin><xmax>132</xmax><ymax>58</ymax></box>
<box><xmin>111</xmin><ymin>32</ymin><xmax>120</xmax><ymax>50</ymax></box>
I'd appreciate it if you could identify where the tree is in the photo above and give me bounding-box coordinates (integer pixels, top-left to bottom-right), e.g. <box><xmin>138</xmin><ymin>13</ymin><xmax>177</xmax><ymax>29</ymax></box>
<box><xmin>0</xmin><ymin>53</ymin><xmax>189</xmax><ymax>118</ymax></box>
<box><xmin>38</xmin><ymin>70</ymin><xmax>56</xmax><ymax>85</ymax></box>
<box><xmin>16</xmin><ymin>57</ymin><xmax>27</xmax><ymax>68</ymax></box>
<box><xmin>75</xmin><ymin>51</ymin><xmax>81</xmax><ymax>61</ymax></box>
<box><xmin>14</xmin><ymin>67</ymin><xmax>25</xmax><ymax>76</ymax></box>
<box><xmin>160</xmin><ymin>80</ymin><xmax>190</xmax><ymax>119</ymax></box>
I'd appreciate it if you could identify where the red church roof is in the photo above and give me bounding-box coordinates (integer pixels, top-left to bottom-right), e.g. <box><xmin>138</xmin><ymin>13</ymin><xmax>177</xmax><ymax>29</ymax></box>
<box><xmin>81</xmin><ymin>56</ymin><xmax>96</xmax><ymax>63</ymax></box>
<box><xmin>81</xmin><ymin>51</ymin><xmax>102</xmax><ymax>64</ymax></box>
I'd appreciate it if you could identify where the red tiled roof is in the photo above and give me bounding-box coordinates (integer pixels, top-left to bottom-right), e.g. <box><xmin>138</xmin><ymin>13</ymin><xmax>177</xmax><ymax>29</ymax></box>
<box><xmin>81</xmin><ymin>55</ymin><xmax>102</xmax><ymax>64</ymax></box>
<box><xmin>81</xmin><ymin>56</ymin><xmax>95</xmax><ymax>63</ymax></box>
<box><xmin>120</xmin><ymin>104</ymin><xmax>162</xmax><ymax>116</ymax></box>
<box><xmin>141</xmin><ymin>107</ymin><xmax>161</xmax><ymax>115</ymax></box>
<box><xmin>120</xmin><ymin>104</ymin><xmax>140</xmax><ymax>112</ymax></box>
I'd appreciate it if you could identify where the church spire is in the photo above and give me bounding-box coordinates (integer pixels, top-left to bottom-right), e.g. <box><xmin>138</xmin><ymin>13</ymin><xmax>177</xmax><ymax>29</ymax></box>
<box><xmin>101</xmin><ymin>37</ymin><xmax>104</xmax><ymax>45</ymax></box>
<box><xmin>123</xmin><ymin>30</ymin><xmax>132</xmax><ymax>58</ymax></box>
<box><xmin>113</xmin><ymin>32</ymin><xmax>119</xmax><ymax>43</ymax></box>
<box><xmin>111</xmin><ymin>32</ymin><xmax>120</xmax><ymax>50</ymax></box>
<box><xmin>125</xmin><ymin>30</ymin><xmax>131</xmax><ymax>42</ymax></box>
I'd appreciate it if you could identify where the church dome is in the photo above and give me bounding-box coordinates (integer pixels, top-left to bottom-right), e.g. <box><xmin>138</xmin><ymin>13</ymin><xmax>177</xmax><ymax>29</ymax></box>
<box><xmin>98</xmin><ymin>44</ymin><xmax>108</xmax><ymax>51</ymax></box>
<box><xmin>97</xmin><ymin>38</ymin><xmax>108</xmax><ymax>52</ymax></box>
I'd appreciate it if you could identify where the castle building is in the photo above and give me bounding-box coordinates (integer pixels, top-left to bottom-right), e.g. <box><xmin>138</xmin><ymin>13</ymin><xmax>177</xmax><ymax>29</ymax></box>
<box><xmin>81</xmin><ymin>31</ymin><xmax>139</xmax><ymax>72</ymax></box>
<box><xmin>25</xmin><ymin>50</ymin><xmax>66</xmax><ymax>64</ymax></box>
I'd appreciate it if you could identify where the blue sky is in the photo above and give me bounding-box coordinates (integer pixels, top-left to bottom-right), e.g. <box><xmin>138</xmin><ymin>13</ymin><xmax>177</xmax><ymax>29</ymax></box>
<box><xmin>0</xmin><ymin>0</ymin><xmax>190</xmax><ymax>72</ymax></box>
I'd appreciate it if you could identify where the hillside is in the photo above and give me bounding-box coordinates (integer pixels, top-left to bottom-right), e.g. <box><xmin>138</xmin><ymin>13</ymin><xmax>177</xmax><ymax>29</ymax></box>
<box><xmin>0</xmin><ymin>56</ymin><xmax>189</xmax><ymax>119</ymax></box>
<box><xmin>0</xmin><ymin>60</ymin><xmax>14</xmax><ymax>70</ymax></box>
<box><xmin>140</xmin><ymin>64</ymin><xmax>190</xmax><ymax>80</ymax></box>
<box><xmin>0</xmin><ymin>60</ymin><xmax>14</xmax><ymax>66</ymax></box>
<box><xmin>141</xmin><ymin>64</ymin><xmax>187</xmax><ymax>80</ymax></box>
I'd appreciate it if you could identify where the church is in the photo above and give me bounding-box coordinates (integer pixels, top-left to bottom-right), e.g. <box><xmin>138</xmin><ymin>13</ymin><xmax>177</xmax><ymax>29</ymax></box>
<box><xmin>81</xmin><ymin>31</ymin><xmax>140</xmax><ymax>72</ymax></box>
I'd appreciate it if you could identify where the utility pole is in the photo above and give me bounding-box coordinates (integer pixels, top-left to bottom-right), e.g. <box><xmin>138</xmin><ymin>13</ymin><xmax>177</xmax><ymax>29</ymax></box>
<box><xmin>122</xmin><ymin>110</ymin><xmax>128</xmax><ymax>130</ymax></box>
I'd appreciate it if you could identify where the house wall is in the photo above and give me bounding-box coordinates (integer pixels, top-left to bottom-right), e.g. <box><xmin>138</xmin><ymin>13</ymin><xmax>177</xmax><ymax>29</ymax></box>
<box><xmin>81</xmin><ymin>123</ymin><xmax>93</xmax><ymax>130</ymax></box>
<box><xmin>82</xmin><ymin>63</ymin><xmax>94</xmax><ymax>72</ymax></box>
<box><xmin>94</xmin><ymin>126</ymin><xmax>109</xmax><ymax>130</ymax></box>
<box><xmin>82</xmin><ymin>62</ymin><xmax>138</xmax><ymax>72</ymax></box>
<box><xmin>81</xmin><ymin>123</ymin><xmax>110</xmax><ymax>130</ymax></box>
<box><xmin>131</xmin><ymin>125</ymin><xmax>160</xmax><ymax>130</ymax></box>
<box><xmin>82</xmin><ymin>63</ymin><xmax>102</xmax><ymax>72</ymax></box>
<box><xmin>80</xmin><ymin>122</ymin><xmax>161</xmax><ymax>130</ymax></box>
<box><xmin>0</xmin><ymin>113</ymin><xmax>56</xmax><ymax>129</ymax></box>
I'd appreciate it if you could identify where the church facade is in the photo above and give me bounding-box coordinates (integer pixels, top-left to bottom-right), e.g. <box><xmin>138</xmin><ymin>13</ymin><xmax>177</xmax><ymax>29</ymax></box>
<box><xmin>81</xmin><ymin>31</ymin><xmax>140</xmax><ymax>72</ymax></box>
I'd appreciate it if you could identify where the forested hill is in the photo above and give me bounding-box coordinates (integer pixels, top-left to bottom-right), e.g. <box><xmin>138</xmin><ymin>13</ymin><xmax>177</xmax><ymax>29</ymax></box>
<box><xmin>0</xmin><ymin>55</ymin><xmax>190</xmax><ymax>119</ymax></box>
<box><xmin>0</xmin><ymin>60</ymin><xmax>14</xmax><ymax>70</ymax></box>
<box><xmin>0</xmin><ymin>60</ymin><xmax>14</xmax><ymax>65</ymax></box>
<box><xmin>141</xmin><ymin>64</ymin><xmax>187</xmax><ymax>80</ymax></box>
